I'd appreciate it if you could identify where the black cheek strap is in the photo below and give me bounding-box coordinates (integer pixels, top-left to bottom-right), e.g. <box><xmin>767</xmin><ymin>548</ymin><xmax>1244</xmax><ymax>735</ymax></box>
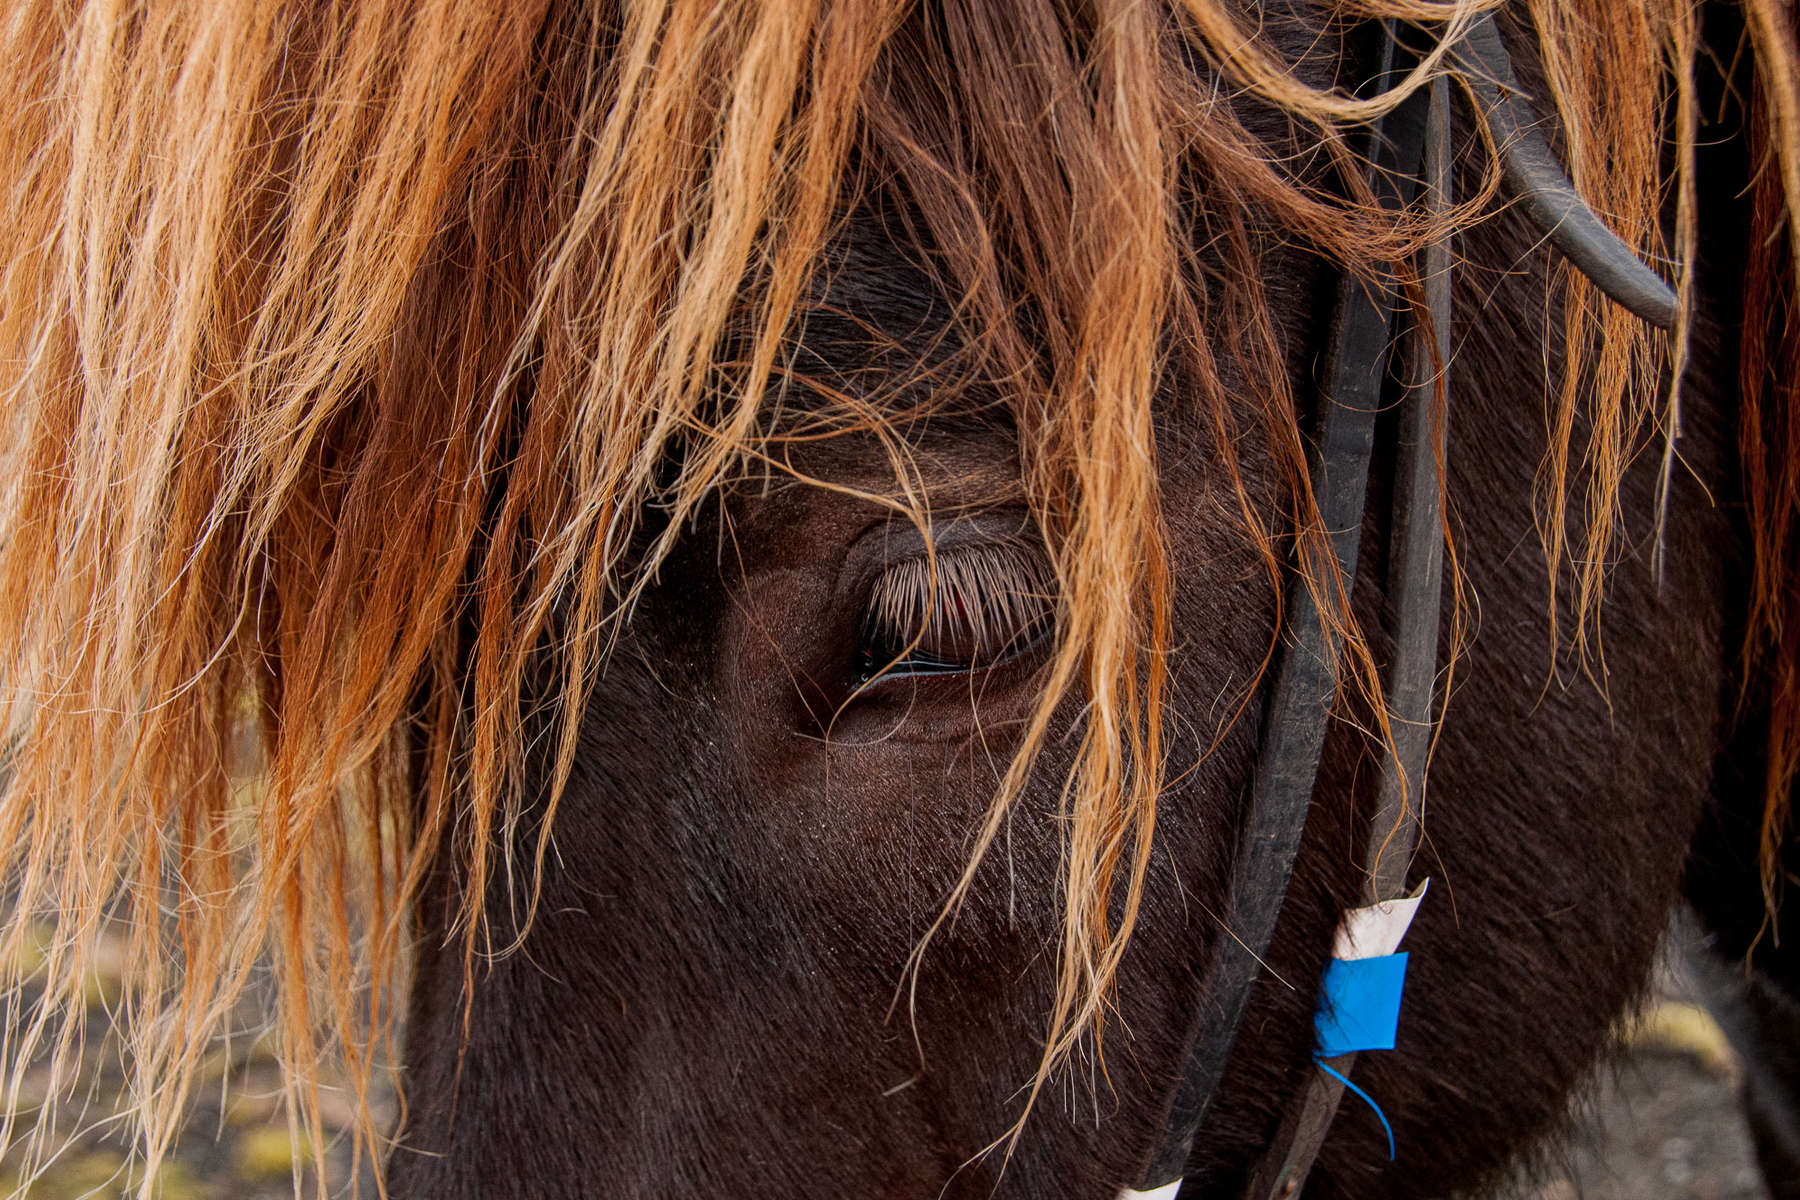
<box><xmin>1125</xmin><ymin>12</ymin><xmax>1675</xmax><ymax>1197</ymax></box>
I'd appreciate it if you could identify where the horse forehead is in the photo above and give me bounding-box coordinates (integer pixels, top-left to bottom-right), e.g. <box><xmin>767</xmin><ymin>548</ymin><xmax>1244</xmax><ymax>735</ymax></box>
<box><xmin>807</xmin><ymin>215</ymin><xmax>947</xmax><ymax>329</ymax></box>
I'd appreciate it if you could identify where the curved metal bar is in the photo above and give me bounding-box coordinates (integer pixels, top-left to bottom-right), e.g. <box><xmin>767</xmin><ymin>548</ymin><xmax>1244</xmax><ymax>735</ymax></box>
<box><xmin>1457</xmin><ymin>12</ymin><xmax>1679</xmax><ymax>330</ymax></box>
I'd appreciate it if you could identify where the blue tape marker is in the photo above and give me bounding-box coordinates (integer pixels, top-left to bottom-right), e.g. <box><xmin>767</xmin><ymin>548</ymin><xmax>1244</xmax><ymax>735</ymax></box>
<box><xmin>1314</xmin><ymin>1057</ymin><xmax>1396</xmax><ymax>1159</ymax></box>
<box><xmin>1313</xmin><ymin>951</ymin><xmax>1409</xmax><ymax>1057</ymax></box>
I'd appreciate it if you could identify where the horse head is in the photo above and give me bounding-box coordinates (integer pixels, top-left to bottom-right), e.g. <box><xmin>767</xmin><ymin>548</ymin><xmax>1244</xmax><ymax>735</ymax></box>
<box><xmin>1</xmin><ymin>2</ymin><xmax>1795</xmax><ymax>1198</ymax></box>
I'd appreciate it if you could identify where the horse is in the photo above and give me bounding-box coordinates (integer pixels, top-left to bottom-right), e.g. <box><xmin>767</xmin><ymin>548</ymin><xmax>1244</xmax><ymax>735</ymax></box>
<box><xmin>0</xmin><ymin>0</ymin><xmax>1795</xmax><ymax>1197</ymax></box>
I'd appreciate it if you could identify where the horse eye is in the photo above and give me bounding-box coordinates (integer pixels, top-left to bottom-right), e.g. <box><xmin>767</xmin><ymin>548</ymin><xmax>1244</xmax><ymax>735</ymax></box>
<box><xmin>854</xmin><ymin>539</ymin><xmax>1055</xmax><ymax>688</ymax></box>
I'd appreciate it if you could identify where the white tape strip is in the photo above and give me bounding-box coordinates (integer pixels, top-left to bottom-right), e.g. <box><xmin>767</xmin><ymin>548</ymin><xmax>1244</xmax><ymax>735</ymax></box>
<box><xmin>1118</xmin><ymin>1183</ymin><xmax>1182</xmax><ymax>1200</ymax></box>
<box><xmin>1331</xmin><ymin>877</ymin><xmax>1430</xmax><ymax>961</ymax></box>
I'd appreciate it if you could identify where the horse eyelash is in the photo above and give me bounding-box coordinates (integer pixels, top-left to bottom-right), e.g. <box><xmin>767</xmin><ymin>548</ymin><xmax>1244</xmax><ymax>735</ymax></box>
<box><xmin>860</xmin><ymin>538</ymin><xmax>1057</xmax><ymax>670</ymax></box>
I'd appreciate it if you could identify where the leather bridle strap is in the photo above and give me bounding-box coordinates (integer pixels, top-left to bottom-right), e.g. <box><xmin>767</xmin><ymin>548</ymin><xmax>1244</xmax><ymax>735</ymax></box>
<box><xmin>1127</xmin><ymin>12</ymin><xmax>1679</xmax><ymax>1197</ymax></box>
<box><xmin>1129</xmin><ymin>26</ymin><xmax>1435</xmax><ymax>1192</ymax></box>
<box><xmin>1235</xmin><ymin>68</ymin><xmax>1453</xmax><ymax>1200</ymax></box>
<box><xmin>1233</xmin><ymin>17</ymin><xmax>1681</xmax><ymax>1191</ymax></box>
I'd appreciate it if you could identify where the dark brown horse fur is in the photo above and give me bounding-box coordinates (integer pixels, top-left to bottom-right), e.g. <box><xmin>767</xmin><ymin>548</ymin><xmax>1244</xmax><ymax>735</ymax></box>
<box><xmin>387</xmin><ymin>20</ymin><xmax>1792</xmax><ymax>1200</ymax></box>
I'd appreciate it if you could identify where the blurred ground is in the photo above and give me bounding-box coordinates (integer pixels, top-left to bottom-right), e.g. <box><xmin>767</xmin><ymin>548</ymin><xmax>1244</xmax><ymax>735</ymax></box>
<box><xmin>1508</xmin><ymin>1051</ymin><xmax>1768</xmax><ymax>1200</ymax></box>
<box><xmin>1501</xmin><ymin>922</ymin><xmax>1772</xmax><ymax>1200</ymax></box>
<box><xmin>0</xmin><ymin>920</ymin><xmax>1775</xmax><ymax>1198</ymax></box>
<box><xmin>0</xmin><ymin>920</ymin><xmax>390</xmax><ymax>1199</ymax></box>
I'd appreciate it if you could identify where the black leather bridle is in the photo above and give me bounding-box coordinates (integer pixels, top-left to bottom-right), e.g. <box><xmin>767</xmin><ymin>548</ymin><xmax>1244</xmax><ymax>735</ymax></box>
<box><xmin>1127</xmin><ymin>14</ymin><xmax>1678</xmax><ymax>1199</ymax></box>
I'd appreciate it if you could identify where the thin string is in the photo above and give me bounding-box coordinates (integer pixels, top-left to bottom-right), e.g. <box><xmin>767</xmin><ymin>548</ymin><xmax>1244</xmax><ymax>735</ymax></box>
<box><xmin>1313</xmin><ymin>1057</ymin><xmax>1394</xmax><ymax>1159</ymax></box>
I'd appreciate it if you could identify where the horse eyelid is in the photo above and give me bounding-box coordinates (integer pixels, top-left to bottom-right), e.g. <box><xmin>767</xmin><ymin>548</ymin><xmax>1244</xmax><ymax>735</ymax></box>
<box><xmin>855</xmin><ymin>540</ymin><xmax>1057</xmax><ymax>687</ymax></box>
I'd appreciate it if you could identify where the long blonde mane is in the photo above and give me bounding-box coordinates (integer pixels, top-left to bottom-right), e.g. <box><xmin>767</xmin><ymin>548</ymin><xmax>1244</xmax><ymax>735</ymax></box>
<box><xmin>0</xmin><ymin>0</ymin><xmax>1794</xmax><ymax>1192</ymax></box>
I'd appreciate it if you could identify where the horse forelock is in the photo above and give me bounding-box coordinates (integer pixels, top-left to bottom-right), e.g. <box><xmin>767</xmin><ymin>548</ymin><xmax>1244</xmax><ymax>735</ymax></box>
<box><xmin>0</xmin><ymin>0</ymin><xmax>1794</xmax><ymax>1190</ymax></box>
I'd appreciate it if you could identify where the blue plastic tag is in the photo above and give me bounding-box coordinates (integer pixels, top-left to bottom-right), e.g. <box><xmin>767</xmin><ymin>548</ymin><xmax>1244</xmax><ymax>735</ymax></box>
<box><xmin>1313</xmin><ymin>951</ymin><xmax>1409</xmax><ymax>1057</ymax></box>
